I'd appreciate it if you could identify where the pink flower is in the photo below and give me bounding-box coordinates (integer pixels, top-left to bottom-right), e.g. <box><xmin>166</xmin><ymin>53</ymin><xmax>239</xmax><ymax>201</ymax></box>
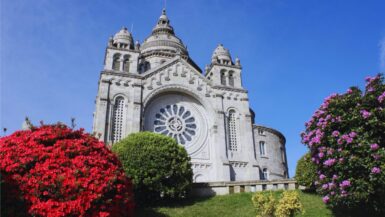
<box><xmin>349</xmin><ymin>132</ymin><xmax>357</xmax><ymax>138</ymax></box>
<box><xmin>341</xmin><ymin>134</ymin><xmax>349</xmax><ymax>140</ymax></box>
<box><xmin>327</xmin><ymin>149</ymin><xmax>334</xmax><ymax>155</ymax></box>
<box><xmin>360</xmin><ymin>110</ymin><xmax>371</xmax><ymax>119</ymax></box>
<box><xmin>322</xmin><ymin>196</ymin><xmax>330</xmax><ymax>203</ymax></box>
<box><xmin>332</xmin><ymin>131</ymin><xmax>340</xmax><ymax>137</ymax></box>
<box><xmin>371</xmin><ymin>167</ymin><xmax>381</xmax><ymax>174</ymax></box>
<box><xmin>328</xmin><ymin>183</ymin><xmax>336</xmax><ymax>190</ymax></box>
<box><xmin>370</xmin><ymin>143</ymin><xmax>379</xmax><ymax>151</ymax></box>
<box><xmin>346</xmin><ymin>137</ymin><xmax>353</xmax><ymax>144</ymax></box>
<box><xmin>337</xmin><ymin>138</ymin><xmax>344</xmax><ymax>145</ymax></box>
<box><xmin>347</xmin><ymin>88</ymin><xmax>353</xmax><ymax>94</ymax></box>
<box><xmin>318</xmin><ymin>152</ymin><xmax>325</xmax><ymax>158</ymax></box>
<box><xmin>378</xmin><ymin>91</ymin><xmax>385</xmax><ymax>103</ymax></box>
<box><xmin>319</xmin><ymin>174</ymin><xmax>326</xmax><ymax>180</ymax></box>
<box><xmin>339</xmin><ymin>180</ymin><xmax>351</xmax><ymax>188</ymax></box>
<box><xmin>372</xmin><ymin>154</ymin><xmax>381</xmax><ymax>160</ymax></box>
<box><xmin>311</xmin><ymin>136</ymin><xmax>321</xmax><ymax>144</ymax></box>
<box><xmin>322</xmin><ymin>184</ymin><xmax>329</xmax><ymax>189</ymax></box>
<box><xmin>323</xmin><ymin>158</ymin><xmax>336</xmax><ymax>167</ymax></box>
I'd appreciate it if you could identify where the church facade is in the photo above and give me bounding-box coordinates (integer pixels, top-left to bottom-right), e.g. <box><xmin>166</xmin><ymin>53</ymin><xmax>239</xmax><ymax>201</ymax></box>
<box><xmin>93</xmin><ymin>9</ymin><xmax>288</xmax><ymax>183</ymax></box>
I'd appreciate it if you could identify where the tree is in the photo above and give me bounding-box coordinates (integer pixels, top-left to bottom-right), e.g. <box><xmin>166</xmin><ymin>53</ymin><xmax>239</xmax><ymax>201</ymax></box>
<box><xmin>112</xmin><ymin>131</ymin><xmax>193</xmax><ymax>205</ymax></box>
<box><xmin>0</xmin><ymin>123</ymin><xmax>134</xmax><ymax>217</ymax></box>
<box><xmin>295</xmin><ymin>152</ymin><xmax>317</xmax><ymax>191</ymax></box>
<box><xmin>301</xmin><ymin>74</ymin><xmax>385</xmax><ymax>214</ymax></box>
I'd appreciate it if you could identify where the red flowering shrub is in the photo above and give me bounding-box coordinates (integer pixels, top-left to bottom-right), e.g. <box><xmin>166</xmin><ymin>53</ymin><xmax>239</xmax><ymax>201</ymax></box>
<box><xmin>0</xmin><ymin>124</ymin><xmax>134</xmax><ymax>217</ymax></box>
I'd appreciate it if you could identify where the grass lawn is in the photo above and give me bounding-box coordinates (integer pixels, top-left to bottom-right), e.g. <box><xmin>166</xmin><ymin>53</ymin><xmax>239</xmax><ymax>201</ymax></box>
<box><xmin>136</xmin><ymin>190</ymin><xmax>333</xmax><ymax>217</ymax></box>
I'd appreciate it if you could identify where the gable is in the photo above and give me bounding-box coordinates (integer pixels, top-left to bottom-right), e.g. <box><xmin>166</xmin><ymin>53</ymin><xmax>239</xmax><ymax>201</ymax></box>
<box><xmin>142</xmin><ymin>57</ymin><xmax>215</xmax><ymax>95</ymax></box>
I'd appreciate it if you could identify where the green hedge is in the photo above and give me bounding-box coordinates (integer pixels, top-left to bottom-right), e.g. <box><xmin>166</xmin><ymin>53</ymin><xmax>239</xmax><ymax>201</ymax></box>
<box><xmin>295</xmin><ymin>152</ymin><xmax>317</xmax><ymax>190</ymax></box>
<box><xmin>112</xmin><ymin>131</ymin><xmax>193</xmax><ymax>204</ymax></box>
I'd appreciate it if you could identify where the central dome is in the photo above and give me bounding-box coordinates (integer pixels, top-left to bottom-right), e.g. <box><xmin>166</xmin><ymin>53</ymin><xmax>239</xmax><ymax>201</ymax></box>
<box><xmin>140</xmin><ymin>9</ymin><xmax>188</xmax><ymax>57</ymax></box>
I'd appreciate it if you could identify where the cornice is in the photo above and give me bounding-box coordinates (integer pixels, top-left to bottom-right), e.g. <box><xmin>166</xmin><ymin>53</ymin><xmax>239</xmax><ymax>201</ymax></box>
<box><xmin>101</xmin><ymin>70</ymin><xmax>142</xmax><ymax>79</ymax></box>
<box><xmin>253</xmin><ymin>124</ymin><xmax>286</xmax><ymax>144</ymax></box>
<box><xmin>212</xmin><ymin>85</ymin><xmax>247</xmax><ymax>93</ymax></box>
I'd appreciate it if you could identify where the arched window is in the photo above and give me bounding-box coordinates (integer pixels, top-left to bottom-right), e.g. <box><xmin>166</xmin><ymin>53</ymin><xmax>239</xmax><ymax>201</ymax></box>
<box><xmin>228</xmin><ymin>71</ymin><xmax>234</xmax><ymax>87</ymax></box>
<box><xmin>123</xmin><ymin>55</ymin><xmax>130</xmax><ymax>72</ymax></box>
<box><xmin>262</xmin><ymin>168</ymin><xmax>269</xmax><ymax>180</ymax></box>
<box><xmin>112</xmin><ymin>54</ymin><xmax>121</xmax><ymax>71</ymax></box>
<box><xmin>220</xmin><ymin>70</ymin><xmax>226</xmax><ymax>85</ymax></box>
<box><xmin>228</xmin><ymin>109</ymin><xmax>238</xmax><ymax>151</ymax></box>
<box><xmin>141</xmin><ymin>61</ymin><xmax>151</xmax><ymax>73</ymax></box>
<box><xmin>111</xmin><ymin>97</ymin><xmax>124</xmax><ymax>143</ymax></box>
<box><xmin>259</xmin><ymin>141</ymin><xmax>266</xmax><ymax>156</ymax></box>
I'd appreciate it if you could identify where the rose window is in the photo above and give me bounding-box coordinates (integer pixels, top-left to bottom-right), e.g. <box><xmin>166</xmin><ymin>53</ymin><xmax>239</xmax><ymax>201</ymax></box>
<box><xmin>153</xmin><ymin>104</ymin><xmax>197</xmax><ymax>145</ymax></box>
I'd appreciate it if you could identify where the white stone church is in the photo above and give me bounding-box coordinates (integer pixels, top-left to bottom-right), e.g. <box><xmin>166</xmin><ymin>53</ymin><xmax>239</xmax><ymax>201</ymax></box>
<box><xmin>93</xmin><ymin>9</ymin><xmax>288</xmax><ymax>183</ymax></box>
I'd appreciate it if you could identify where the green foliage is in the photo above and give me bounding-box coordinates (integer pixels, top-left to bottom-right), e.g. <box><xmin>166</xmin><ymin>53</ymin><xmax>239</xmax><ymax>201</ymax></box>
<box><xmin>251</xmin><ymin>191</ymin><xmax>304</xmax><ymax>217</ymax></box>
<box><xmin>301</xmin><ymin>74</ymin><xmax>385</xmax><ymax>214</ymax></box>
<box><xmin>295</xmin><ymin>153</ymin><xmax>317</xmax><ymax>190</ymax></box>
<box><xmin>112</xmin><ymin>131</ymin><xmax>193</xmax><ymax>204</ymax></box>
<box><xmin>275</xmin><ymin>191</ymin><xmax>304</xmax><ymax>217</ymax></box>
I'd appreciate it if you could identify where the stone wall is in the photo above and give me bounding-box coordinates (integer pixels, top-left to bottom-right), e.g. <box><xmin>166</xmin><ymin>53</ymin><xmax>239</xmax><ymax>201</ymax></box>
<box><xmin>191</xmin><ymin>179</ymin><xmax>298</xmax><ymax>197</ymax></box>
<box><xmin>253</xmin><ymin>125</ymin><xmax>289</xmax><ymax>180</ymax></box>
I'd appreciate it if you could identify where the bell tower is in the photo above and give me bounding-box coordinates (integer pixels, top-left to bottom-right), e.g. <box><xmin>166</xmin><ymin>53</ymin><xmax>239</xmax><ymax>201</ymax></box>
<box><xmin>205</xmin><ymin>44</ymin><xmax>242</xmax><ymax>89</ymax></box>
<box><xmin>104</xmin><ymin>27</ymin><xmax>140</xmax><ymax>74</ymax></box>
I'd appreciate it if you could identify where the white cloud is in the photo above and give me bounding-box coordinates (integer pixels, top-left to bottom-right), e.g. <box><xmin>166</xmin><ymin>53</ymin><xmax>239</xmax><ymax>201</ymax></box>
<box><xmin>380</xmin><ymin>37</ymin><xmax>385</xmax><ymax>72</ymax></box>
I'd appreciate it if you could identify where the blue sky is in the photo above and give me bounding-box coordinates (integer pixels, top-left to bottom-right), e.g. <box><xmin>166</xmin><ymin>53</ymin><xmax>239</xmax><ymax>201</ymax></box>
<box><xmin>1</xmin><ymin>0</ymin><xmax>385</xmax><ymax>177</ymax></box>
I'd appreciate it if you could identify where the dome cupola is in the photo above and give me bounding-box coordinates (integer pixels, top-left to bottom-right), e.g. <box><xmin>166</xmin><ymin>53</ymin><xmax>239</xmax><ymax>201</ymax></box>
<box><xmin>211</xmin><ymin>44</ymin><xmax>233</xmax><ymax>65</ymax></box>
<box><xmin>140</xmin><ymin>9</ymin><xmax>188</xmax><ymax>57</ymax></box>
<box><xmin>112</xmin><ymin>27</ymin><xmax>134</xmax><ymax>49</ymax></box>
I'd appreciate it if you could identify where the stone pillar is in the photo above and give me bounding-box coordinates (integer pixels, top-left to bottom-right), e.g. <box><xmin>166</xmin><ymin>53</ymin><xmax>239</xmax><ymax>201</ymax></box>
<box><xmin>93</xmin><ymin>79</ymin><xmax>112</xmax><ymax>143</ymax></box>
<box><xmin>131</xmin><ymin>83</ymin><xmax>142</xmax><ymax>133</ymax></box>
<box><xmin>288</xmin><ymin>182</ymin><xmax>296</xmax><ymax>190</ymax></box>
<box><xmin>211</xmin><ymin>94</ymin><xmax>231</xmax><ymax>182</ymax></box>
<box><xmin>255</xmin><ymin>184</ymin><xmax>263</xmax><ymax>191</ymax></box>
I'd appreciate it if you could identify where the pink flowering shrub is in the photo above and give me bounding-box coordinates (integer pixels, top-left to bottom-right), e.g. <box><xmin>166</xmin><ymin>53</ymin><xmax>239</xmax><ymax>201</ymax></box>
<box><xmin>301</xmin><ymin>74</ymin><xmax>385</xmax><ymax>214</ymax></box>
<box><xmin>0</xmin><ymin>124</ymin><xmax>135</xmax><ymax>217</ymax></box>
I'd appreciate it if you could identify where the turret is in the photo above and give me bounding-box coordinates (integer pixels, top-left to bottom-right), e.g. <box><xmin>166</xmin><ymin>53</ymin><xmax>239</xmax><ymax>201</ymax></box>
<box><xmin>206</xmin><ymin>44</ymin><xmax>242</xmax><ymax>89</ymax></box>
<box><xmin>103</xmin><ymin>27</ymin><xmax>140</xmax><ymax>73</ymax></box>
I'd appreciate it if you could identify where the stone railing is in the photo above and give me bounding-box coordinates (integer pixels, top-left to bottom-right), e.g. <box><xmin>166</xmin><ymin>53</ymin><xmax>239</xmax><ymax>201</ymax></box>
<box><xmin>191</xmin><ymin>179</ymin><xmax>299</xmax><ymax>197</ymax></box>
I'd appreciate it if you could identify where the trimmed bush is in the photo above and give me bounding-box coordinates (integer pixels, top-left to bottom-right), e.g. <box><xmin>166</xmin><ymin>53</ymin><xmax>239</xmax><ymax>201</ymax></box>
<box><xmin>251</xmin><ymin>190</ymin><xmax>304</xmax><ymax>217</ymax></box>
<box><xmin>0</xmin><ymin>124</ymin><xmax>134</xmax><ymax>217</ymax></box>
<box><xmin>295</xmin><ymin>152</ymin><xmax>317</xmax><ymax>190</ymax></box>
<box><xmin>301</xmin><ymin>74</ymin><xmax>385</xmax><ymax>214</ymax></box>
<box><xmin>252</xmin><ymin>191</ymin><xmax>276</xmax><ymax>217</ymax></box>
<box><xmin>275</xmin><ymin>191</ymin><xmax>304</xmax><ymax>217</ymax></box>
<box><xmin>112</xmin><ymin>131</ymin><xmax>193</xmax><ymax>204</ymax></box>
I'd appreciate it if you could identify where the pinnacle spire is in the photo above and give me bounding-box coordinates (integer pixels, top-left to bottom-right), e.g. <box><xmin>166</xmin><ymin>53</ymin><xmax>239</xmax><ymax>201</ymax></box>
<box><xmin>152</xmin><ymin>7</ymin><xmax>173</xmax><ymax>35</ymax></box>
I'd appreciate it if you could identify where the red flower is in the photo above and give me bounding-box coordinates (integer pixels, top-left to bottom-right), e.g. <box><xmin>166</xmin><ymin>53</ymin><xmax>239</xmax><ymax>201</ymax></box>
<box><xmin>0</xmin><ymin>124</ymin><xmax>134</xmax><ymax>217</ymax></box>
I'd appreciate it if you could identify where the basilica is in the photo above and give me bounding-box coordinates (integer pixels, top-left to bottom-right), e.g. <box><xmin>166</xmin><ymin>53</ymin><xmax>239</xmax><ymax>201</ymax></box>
<box><xmin>93</xmin><ymin>9</ymin><xmax>288</xmax><ymax>183</ymax></box>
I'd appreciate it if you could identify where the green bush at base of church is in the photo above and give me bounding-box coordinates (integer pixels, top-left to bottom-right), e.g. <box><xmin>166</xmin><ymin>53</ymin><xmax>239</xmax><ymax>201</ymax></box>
<box><xmin>295</xmin><ymin>152</ymin><xmax>317</xmax><ymax>191</ymax></box>
<box><xmin>112</xmin><ymin>131</ymin><xmax>193</xmax><ymax>205</ymax></box>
